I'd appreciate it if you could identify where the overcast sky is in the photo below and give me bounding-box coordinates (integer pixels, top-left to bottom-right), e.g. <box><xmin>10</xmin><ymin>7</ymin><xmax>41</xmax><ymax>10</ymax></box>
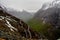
<box><xmin>0</xmin><ymin>0</ymin><xmax>53</xmax><ymax>12</ymax></box>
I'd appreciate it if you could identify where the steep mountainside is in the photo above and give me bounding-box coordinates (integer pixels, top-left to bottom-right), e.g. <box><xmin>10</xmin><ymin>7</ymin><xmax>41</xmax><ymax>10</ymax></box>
<box><xmin>29</xmin><ymin>0</ymin><xmax>60</xmax><ymax>40</ymax></box>
<box><xmin>34</xmin><ymin>0</ymin><xmax>60</xmax><ymax>26</ymax></box>
<box><xmin>0</xmin><ymin>6</ymin><xmax>41</xmax><ymax>40</ymax></box>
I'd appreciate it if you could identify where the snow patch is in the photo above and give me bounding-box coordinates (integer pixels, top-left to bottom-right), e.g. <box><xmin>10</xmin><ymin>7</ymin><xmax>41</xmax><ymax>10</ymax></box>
<box><xmin>5</xmin><ymin>20</ymin><xmax>18</xmax><ymax>31</ymax></box>
<box><xmin>0</xmin><ymin>16</ymin><xmax>4</xmax><ymax>20</ymax></box>
<box><xmin>42</xmin><ymin>0</ymin><xmax>60</xmax><ymax>10</ymax></box>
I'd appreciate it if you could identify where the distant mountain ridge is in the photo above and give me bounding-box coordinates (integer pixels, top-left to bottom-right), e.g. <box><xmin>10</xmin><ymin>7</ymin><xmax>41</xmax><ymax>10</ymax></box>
<box><xmin>5</xmin><ymin>8</ymin><xmax>34</xmax><ymax>22</ymax></box>
<box><xmin>34</xmin><ymin>0</ymin><xmax>60</xmax><ymax>25</ymax></box>
<box><xmin>41</xmin><ymin>0</ymin><xmax>60</xmax><ymax>10</ymax></box>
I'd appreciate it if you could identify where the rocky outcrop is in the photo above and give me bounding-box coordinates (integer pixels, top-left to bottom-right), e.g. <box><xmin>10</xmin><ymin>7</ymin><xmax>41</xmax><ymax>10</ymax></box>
<box><xmin>0</xmin><ymin>6</ymin><xmax>41</xmax><ymax>40</ymax></box>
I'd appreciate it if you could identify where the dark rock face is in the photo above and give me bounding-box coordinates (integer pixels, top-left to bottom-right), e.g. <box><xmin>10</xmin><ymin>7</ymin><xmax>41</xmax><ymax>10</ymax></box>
<box><xmin>0</xmin><ymin>6</ymin><xmax>41</xmax><ymax>40</ymax></box>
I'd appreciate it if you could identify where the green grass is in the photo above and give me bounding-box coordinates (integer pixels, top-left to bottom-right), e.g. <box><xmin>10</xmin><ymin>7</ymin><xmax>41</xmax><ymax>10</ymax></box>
<box><xmin>27</xmin><ymin>18</ymin><xmax>60</xmax><ymax>39</ymax></box>
<box><xmin>27</xmin><ymin>18</ymin><xmax>52</xmax><ymax>34</ymax></box>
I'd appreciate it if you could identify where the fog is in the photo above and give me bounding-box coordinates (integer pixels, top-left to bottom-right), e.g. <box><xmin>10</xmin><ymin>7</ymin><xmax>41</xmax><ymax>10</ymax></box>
<box><xmin>0</xmin><ymin>0</ymin><xmax>53</xmax><ymax>12</ymax></box>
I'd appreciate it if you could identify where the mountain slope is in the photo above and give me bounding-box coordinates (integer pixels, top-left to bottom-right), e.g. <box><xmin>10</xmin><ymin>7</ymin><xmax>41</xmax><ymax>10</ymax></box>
<box><xmin>0</xmin><ymin>5</ymin><xmax>41</xmax><ymax>40</ymax></box>
<box><xmin>28</xmin><ymin>0</ymin><xmax>60</xmax><ymax>39</ymax></box>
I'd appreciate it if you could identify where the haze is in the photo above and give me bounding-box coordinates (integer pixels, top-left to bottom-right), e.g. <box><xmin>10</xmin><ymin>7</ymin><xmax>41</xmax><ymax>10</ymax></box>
<box><xmin>0</xmin><ymin>0</ymin><xmax>53</xmax><ymax>12</ymax></box>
